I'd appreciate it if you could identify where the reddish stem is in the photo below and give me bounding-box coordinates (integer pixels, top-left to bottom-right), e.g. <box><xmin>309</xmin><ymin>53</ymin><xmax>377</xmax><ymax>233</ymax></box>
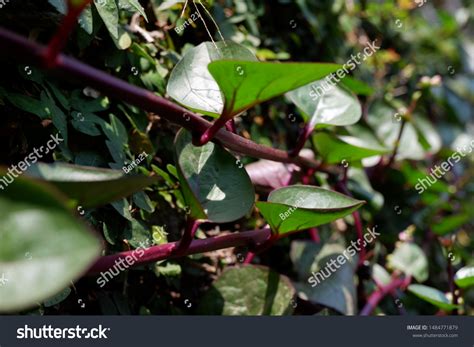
<box><xmin>174</xmin><ymin>218</ymin><xmax>200</xmax><ymax>255</ymax></box>
<box><xmin>308</xmin><ymin>228</ymin><xmax>320</xmax><ymax>243</ymax></box>
<box><xmin>243</xmin><ymin>252</ymin><xmax>255</xmax><ymax>264</ymax></box>
<box><xmin>289</xmin><ymin>122</ymin><xmax>315</xmax><ymax>157</ymax></box>
<box><xmin>352</xmin><ymin>211</ymin><xmax>367</xmax><ymax>265</ymax></box>
<box><xmin>0</xmin><ymin>27</ymin><xmax>324</xmax><ymax>170</ymax></box>
<box><xmin>44</xmin><ymin>0</ymin><xmax>93</xmax><ymax>68</ymax></box>
<box><xmin>385</xmin><ymin>119</ymin><xmax>406</xmax><ymax>169</ymax></box>
<box><xmin>360</xmin><ymin>276</ymin><xmax>411</xmax><ymax>316</ymax></box>
<box><xmin>197</xmin><ymin>116</ymin><xmax>230</xmax><ymax>146</ymax></box>
<box><xmin>225</xmin><ymin>119</ymin><xmax>237</xmax><ymax>134</ymax></box>
<box><xmin>88</xmin><ymin>228</ymin><xmax>272</xmax><ymax>275</ymax></box>
<box><xmin>301</xmin><ymin>168</ymin><xmax>315</xmax><ymax>185</ymax></box>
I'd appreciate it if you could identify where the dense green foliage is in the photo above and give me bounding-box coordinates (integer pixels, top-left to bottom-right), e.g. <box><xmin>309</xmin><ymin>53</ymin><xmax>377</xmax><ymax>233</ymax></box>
<box><xmin>0</xmin><ymin>0</ymin><xmax>473</xmax><ymax>316</ymax></box>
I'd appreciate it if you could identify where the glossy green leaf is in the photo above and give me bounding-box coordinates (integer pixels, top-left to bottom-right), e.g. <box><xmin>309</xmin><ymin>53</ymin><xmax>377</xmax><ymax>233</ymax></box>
<box><xmin>94</xmin><ymin>0</ymin><xmax>119</xmax><ymax>40</ymax></box>
<box><xmin>313</xmin><ymin>132</ymin><xmax>389</xmax><ymax>164</ymax></box>
<box><xmin>256</xmin><ymin>185</ymin><xmax>364</xmax><ymax>235</ymax></box>
<box><xmin>0</xmin><ymin>177</ymin><xmax>101</xmax><ymax>312</ymax></box>
<box><xmin>209</xmin><ymin>60</ymin><xmax>341</xmax><ymax>118</ymax></box>
<box><xmin>118</xmin><ymin>0</ymin><xmax>148</xmax><ymax>21</ymax></box>
<box><xmin>388</xmin><ymin>242</ymin><xmax>428</xmax><ymax>282</ymax></box>
<box><xmin>26</xmin><ymin>163</ymin><xmax>157</xmax><ymax>208</ymax></box>
<box><xmin>367</xmin><ymin>102</ymin><xmax>426</xmax><ymax>161</ymax></box>
<box><xmin>454</xmin><ymin>266</ymin><xmax>474</xmax><ymax>288</ymax></box>
<box><xmin>408</xmin><ymin>284</ymin><xmax>460</xmax><ymax>311</ymax></box>
<box><xmin>167</xmin><ymin>41</ymin><xmax>257</xmax><ymax>117</ymax></box>
<box><xmin>432</xmin><ymin>214</ymin><xmax>470</xmax><ymax>236</ymax></box>
<box><xmin>197</xmin><ymin>265</ymin><xmax>295</xmax><ymax>315</ymax></box>
<box><xmin>287</xmin><ymin>80</ymin><xmax>361</xmax><ymax>129</ymax></box>
<box><xmin>174</xmin><ymin>129</ymin><xmax>254</xmax><ymax>223</ymax></box>
<box><xmin>290</xmin><ymin>241</ymin><xmax>357</xmax><ymax>315</ymax></box>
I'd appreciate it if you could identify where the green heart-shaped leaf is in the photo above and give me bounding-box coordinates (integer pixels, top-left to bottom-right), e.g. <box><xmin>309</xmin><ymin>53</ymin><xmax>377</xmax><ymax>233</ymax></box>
<box><xmin>367</xmin><ymin>102</ymin><xmax>432</xmax><ymax>161</ymax></box>
<box><xmin>388</xmin><ymin>242</ymin><xmax>428</xmax><ymax>282</ymax></box>
<box><xmin>208</xmin><ymin>61</ymin><xmax>341</xmax><ymax>118</ymax></box>
<box><xmin>197</xmin><ymin>265</ymin><xmax>295</xmax><ymax>315</ymax></box>
<box><xmin>174</xmin><ymin>129</ymin><xmax>255</xmax><ymax>223</ymax></box>
<box><xmin>167</xmin><ymin>41</ymin><xmax>257</xmax><ymax>118</ymax></box>
<box><xmin>408</xmin><ymin>284</ymin><xmax>460</xmax><ymax>311</ymax></box>
<box><xmin>287</xmin><ymin>80</ymin><xmax>362</xmax><ymax>129</ymax></box>
<box><xmin>256</xmin><ymin>185</ymin><xmax>364</xmax><ymax>235</ymax></box>
<box><xmin>313</xmin><ymin>132</ymin><xmax>389</xmax><ymax>164</ymax></box>
<box><xmin>290</xmin><ymin>241</ymin><xmax>357</xmax><ymax>315</ymax></box>
<box><xmin>26</xmin><ymin>163</ymin><xmax>157</xmax><ymax>208</ymax></box>
<box><xmin>454</xmin><ymin>266</ymin><xmax>474</xmax><ymax>288</ymax></box>
<box><xmin>0</xmin><ymin>177</ymin><xmax>101</xmax><ymax>312</ymax></box>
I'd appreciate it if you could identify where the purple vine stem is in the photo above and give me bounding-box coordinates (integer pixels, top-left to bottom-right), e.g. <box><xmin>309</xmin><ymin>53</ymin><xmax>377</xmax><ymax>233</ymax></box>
<box><xmin>174</xmin><ymin>218</ymin><xmax>200</xmax><ymax>255</ymax></box>
<box><xmin>88</xmin><ymin>228</ymin><xmax>272</xmax><ymax>274</ymax></box>
<box><xmin>0</xmin><ymin>27</ymin><xmax>322</xmax><ymax>169</ymax></box>
<box><xmin>289</xmin><ymin>122</ymin><xmax>315</xmax><ymax>157</ymax></box>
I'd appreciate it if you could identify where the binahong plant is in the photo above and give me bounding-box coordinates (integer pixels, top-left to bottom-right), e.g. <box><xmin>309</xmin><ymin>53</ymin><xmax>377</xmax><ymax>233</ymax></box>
<box><xmin>0</xmin><ymin>0</ymin><xmax>472</xmax><ymax>316</ymax></box>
